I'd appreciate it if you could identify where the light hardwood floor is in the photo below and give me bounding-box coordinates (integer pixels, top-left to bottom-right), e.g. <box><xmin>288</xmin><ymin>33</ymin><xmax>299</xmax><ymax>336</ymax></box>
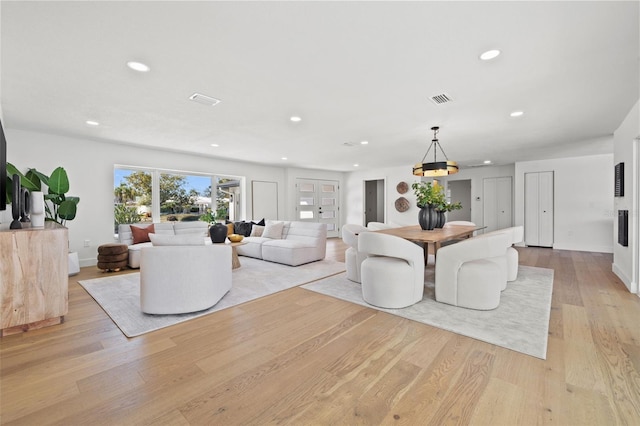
<box><xmin>1</xmin><ymin>239</ymin><xmax>639</xmax><ymax>425</ymax></box>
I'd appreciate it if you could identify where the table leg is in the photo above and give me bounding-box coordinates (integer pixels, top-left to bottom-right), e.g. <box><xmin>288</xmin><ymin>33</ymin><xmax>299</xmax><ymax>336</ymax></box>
<box><xmin>231</xmin><ymin>247</ymin><xmax>241</xmax><ymax>269</ymax></box>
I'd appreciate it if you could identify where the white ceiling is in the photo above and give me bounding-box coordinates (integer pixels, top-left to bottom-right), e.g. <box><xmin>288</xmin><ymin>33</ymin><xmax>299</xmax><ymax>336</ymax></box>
<box><xmin>1</xmin><ymin>1</ymin><xmax>638</xmax><ymax>172</ymax></box>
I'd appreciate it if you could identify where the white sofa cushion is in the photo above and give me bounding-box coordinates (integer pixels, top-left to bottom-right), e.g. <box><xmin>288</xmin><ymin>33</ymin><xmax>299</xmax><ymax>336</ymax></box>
<box><xmin>149</xmin><ymin>233</ymin><xmax>205</xmax><ymax>246</ymax></box>
<box><xmin>262</xmin><ymin>239</ymin><xmax>320</xmax><ymax>266</ymax></box>
<box><xmin>173</xmin><ymin>221</ymin><xmax>209</xmax><ymax>236</ymax></box>
<box><xmin>237</xmin><ymin>236</ymin><xmax>269</xmax><ymax>259</ymax></box>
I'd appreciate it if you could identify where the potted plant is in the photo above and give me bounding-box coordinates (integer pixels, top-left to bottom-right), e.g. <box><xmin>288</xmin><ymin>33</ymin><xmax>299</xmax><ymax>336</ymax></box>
<box><xmin>6</xmin><ymin>163</ymin><xmax>81</xmax><ymax>275</ymax></box>
<box><xmin>411</xmin><ymin>181</ymin><xmax>462</xmax><ymax>229</ymax></box>
<box><xmin>6</xmin><ymin>163</ymin><xmax>80</xmax><ymax>225</ymax></box>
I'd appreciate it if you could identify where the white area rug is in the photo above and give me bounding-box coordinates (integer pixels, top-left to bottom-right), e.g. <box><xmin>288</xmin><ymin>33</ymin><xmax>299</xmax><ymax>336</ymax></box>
<box><xmin>302</xmin><ymin>265</ymin><xmax>553</xmax><ymax>359</ymax></box>
<box><xmin>79</xmin><ymin>257</ymin><xmax>345</xmax><ymax>337</ymax></box>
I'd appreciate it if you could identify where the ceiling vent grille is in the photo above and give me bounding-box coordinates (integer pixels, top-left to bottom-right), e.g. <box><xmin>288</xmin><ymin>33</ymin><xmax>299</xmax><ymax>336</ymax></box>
<box><xmin>189</xmin><ymin>93</ymin><xmax>221</xmax><ymax>107</ymax></box>
<box><xmin>429</xmin><ymin>93</ymin><xmax>453</xmax><ymax>105</ymax></box>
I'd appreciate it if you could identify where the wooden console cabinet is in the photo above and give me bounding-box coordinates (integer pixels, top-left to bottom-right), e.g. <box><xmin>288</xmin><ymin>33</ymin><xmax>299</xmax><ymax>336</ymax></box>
<box><xmin>0</xmin><ymin>221</ymin><xmax>68</xmax><ymax>336</ymax></box>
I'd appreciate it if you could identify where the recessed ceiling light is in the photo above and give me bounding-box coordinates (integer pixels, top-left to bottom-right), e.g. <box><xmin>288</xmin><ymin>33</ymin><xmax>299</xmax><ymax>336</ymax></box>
<box><xmin>127</xmin><ymin>61</ymin><xmax>150</xmax><ymax>72</ymax></box>
<box><xmin>360</xmin><ymin>141</ymin><xmax>369</xmax><ymax>145</ymax></box>
<box><xmin>484</xmin><ymin>160</ymin><xmax>492</xmax><ymax>164</ymax></box>
<box><xmin>353</xmin><ymin>164</ymin><xmax>359</xmax><ymax>167</ymax></box>
<box><xmin>281</xmin><ymin>157</ymin><xmax>288</xmax><ymax>160</ymax></box>
<box><xmin>85</xmin><ymin>120</ymin><xmax>99</xmax><ymax>126</ymax></box>
<box><xmin>510</xmin><ymin>111</ymin><xmax>524</xmax><ymax>117</ymax></box>
<box><xmin>479</xmin><ymin>49</ymin><xmax>501</xmax><ymax>61</ymax></box>
<box><xmin>290</xmin><ymin>116</ymin><xmax>302</xmax><ymax>122</ymax></box>
<box><xmin>210</xmin><ymin>143</ymin><xmax>219</xmax><ymax>147</ymax></box>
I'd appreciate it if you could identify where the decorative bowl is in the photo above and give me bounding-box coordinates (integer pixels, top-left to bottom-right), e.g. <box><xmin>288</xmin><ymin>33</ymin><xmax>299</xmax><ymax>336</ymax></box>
<box><xmin>228</xmin><ymin>234</ymin><xmax>244</xmax><ymax>243</ymax></box>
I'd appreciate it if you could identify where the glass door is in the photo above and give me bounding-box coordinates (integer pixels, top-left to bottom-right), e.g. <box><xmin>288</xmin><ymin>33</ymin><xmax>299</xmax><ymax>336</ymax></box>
<box><xmin>295</xmin><ymin>178</ymin><xmax>340</xmax><ymax>238</ymax></box>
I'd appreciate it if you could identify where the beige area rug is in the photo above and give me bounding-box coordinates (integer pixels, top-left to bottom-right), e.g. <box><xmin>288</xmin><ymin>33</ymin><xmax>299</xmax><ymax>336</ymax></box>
<box><xmin>79</xmin><ymin>257</ymin><xmax>345</xmax><ymax>337</ymax></box>
<box><xmin>302</xmin><ymin>265</ymin><xmax>554</xmax><ymax>359</ymax></box>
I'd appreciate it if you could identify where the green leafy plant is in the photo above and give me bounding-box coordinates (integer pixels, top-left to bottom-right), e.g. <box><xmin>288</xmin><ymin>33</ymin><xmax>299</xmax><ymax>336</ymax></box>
<box><xmin>440</xmin><ymin>200</ymin><xmax>463</xmax><ymax>212</ymax></box>
<box><xmin>114</xmin><ymin>204</ymin><xmax>141</xmax><ymax>230</ymax></box>
<box><xmin>411</xmin><ymin>181</ymin><xmax>462</xmax><ymax>212</ymax></box>
<box><xmin>199</xmin><ymin>208</ymin><xmax>216</xmax><ymax>224</ymax></box>
<box><xmin>412</xmin><ymin>181</ymin><xmax>445</xmax><ymax>208</ymax></box>
<box><xmin>7</xmin><ymin>163</ymin><xmax>80</xmax><ymax>226</ymax></box>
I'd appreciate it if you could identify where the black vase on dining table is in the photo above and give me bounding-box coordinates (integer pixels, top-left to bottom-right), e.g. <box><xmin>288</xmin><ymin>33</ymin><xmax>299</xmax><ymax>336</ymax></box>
<box><xmin>418</xmin><ymin>205</ymin><xmax>437</xmax><ymax>231</ymax></box>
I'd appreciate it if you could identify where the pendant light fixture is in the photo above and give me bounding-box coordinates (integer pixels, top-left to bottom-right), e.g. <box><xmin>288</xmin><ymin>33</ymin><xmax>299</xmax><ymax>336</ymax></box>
<box><xmin>413</xmin><ymin>126</ymin><xmax>459</xmax><ymax>177</ymax></box>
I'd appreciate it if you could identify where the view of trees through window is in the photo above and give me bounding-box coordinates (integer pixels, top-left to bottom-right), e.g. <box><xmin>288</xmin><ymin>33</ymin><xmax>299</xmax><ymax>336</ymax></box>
<box><xmin>114</xmin><ymin>168</ymin><xmax>240</xmax><ymax>233</ymax></box>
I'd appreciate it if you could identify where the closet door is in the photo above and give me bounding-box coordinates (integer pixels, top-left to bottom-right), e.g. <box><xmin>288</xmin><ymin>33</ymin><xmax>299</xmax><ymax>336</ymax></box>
<box><xmin>524</xmin><ymin>173</ymin><xmax>540</xmax><ymax>245</ymax></box>
<box><xmin>538</xmin><ymin>171</ymin><xmax>554</xmax><ymax>246</ymax></box>
<box><xmin>496</xmin><ymin>177</ymin><xmax>513</xmax><ymax>229</ymax></box>
<box><xmin>524</xmin><ymin>171</ymin><xmax>554</xmax><ymax>247</ymax></box>
<box><xmin>482</xmin><ymin>177</ymin><xmax>513</xmax><ymax>232</ymax></box>
<box><xmin>482</xmin><ymin>178</ymin><xmax>498</xmax><ymax>232</ymax></box>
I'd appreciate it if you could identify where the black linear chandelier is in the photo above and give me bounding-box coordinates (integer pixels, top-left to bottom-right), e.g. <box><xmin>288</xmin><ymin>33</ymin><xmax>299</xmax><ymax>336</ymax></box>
<box><xmin>412</xmin><ymin>126</ymin><xmax>459</xmax><ymax>177</ymax></box>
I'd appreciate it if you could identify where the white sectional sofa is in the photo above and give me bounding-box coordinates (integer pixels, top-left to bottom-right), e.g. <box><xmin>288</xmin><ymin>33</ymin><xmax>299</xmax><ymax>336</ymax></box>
<box><xmin>118</xmin><ymin>221</ymin><xmax>209</xmax><ymax>268</ymax></box>
<box><xmin>237</xmin><ymin>220</ymin><xmax>327</xmax><ymax>266</ymax></box>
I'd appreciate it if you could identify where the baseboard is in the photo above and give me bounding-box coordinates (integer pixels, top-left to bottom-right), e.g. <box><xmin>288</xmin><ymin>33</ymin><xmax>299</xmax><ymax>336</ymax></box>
<box><xmin>80</xmin><ymin>258</ymin><xmax>98</xmax><ymax>268</ymax></box>
<box><xmin>612</xmin><ymin>262</ymin><xmax>637</xmax><ymax>293</ymax></box>
<box><xmin>552</xmin><ymin>243</ymin><xmax>613</xmax><ymax>254</ymax></box>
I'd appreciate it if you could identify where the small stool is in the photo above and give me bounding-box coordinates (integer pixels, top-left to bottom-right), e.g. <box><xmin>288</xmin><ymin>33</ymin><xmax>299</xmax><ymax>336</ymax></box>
<box><xmin>97</xmin><ymin>243</ymin><xmax>129</xmax><ymax>272</ymax></box>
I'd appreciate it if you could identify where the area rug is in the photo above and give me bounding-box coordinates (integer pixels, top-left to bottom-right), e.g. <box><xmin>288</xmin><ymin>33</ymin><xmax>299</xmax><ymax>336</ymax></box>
<box><xmin>302</xmin><ymin>265</ymin><xmax>553</xmax><ymax>359</ymax></box>
<box><xmin>79</xmin><ymin>257</ymin><xmax>345</xmax><ymax>337</ymax></box>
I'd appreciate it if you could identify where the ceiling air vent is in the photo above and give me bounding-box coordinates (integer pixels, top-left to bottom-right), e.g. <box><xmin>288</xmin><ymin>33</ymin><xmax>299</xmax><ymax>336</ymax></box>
<box><xmin>343</xmin><ymin>142</ymin><xmax>355</xmax><ymax>147</ymax></box>
<box><xmin>189</xmin><ymin>93</ymin><xmax>221</xmax><ymax>107</ymax></box>
<box><xmin>429</xmin><ymin>93</ymin><xmax>453</xmax><ymax>105</ymax></box>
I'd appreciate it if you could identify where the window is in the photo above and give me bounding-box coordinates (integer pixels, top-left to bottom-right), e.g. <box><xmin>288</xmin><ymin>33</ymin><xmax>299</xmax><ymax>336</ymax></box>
<box><xmin>114</xmin><ymin>167</ymin><xmax>241</xmax><ymax>234</ymax></box>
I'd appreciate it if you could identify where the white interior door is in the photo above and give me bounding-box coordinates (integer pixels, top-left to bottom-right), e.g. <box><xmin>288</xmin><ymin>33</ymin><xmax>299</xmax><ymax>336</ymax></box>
<box><xmin>483</xmin><ymin>177</ymin><xmax>513</xmax><ymax>233</ymax></box>
<box><xmin>496</xmin><ymin>177</ymin><xmax>513</xmax><ymax>229</ymax></box>
<box><xmin>525</xmin><ymin>171</ymin><xmax>554</xmax><ymax>247</ymax></box>
<box><xmin>538</xmin><ymin>171</ymin><xmax>554</xmax><ymax>246</ymax></box>
<box><xmin>295</xmin><ymin>178</ymin><xmax>340</xmax><ymax>238</ymax></box>
<box><xmin>483</xmin><ymin>178</ymin><xmax>498</xmax><ymax>232</ymax></box>
<box><xmin>524</xmin><ymin>173</ymin><xmax>540</xmax><ymax>245</ymax></box>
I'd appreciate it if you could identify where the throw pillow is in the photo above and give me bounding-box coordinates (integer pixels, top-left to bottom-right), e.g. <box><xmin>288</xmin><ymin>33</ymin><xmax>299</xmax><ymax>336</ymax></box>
<box><xmin>130</xmin><ymin>224</ymin><xmax>155</xmax><ymax>244</ymax></box>
<box><xmin>250</xmin><ymin>225</ymin><xmax>265</xmax><ymax>237</ymax></box>
<box><xmin>149</xmin><ymin>233</ymin><xmax>205</xmax><ymax>246</ymax></box>
<box><xmin>234</xmin><ymin>221</ymin><xmax>253</xmax><ymax>237</ymax></box>
<box><xmin>262</xmin><ymin>221</ymin><xmax>284</xmax><ymax>239</ymax></box>
<box><xmin>252</xmin><ymin>218</ymin><xmax>266</xmax><ymax>226</ymax></box>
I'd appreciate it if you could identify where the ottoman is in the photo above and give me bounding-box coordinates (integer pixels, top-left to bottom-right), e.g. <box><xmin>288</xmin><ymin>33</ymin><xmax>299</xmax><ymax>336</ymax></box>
<box><xmin>97</xmin><ymin>243</ymin><xmax>129</xmax><ymax>272</ymax></box>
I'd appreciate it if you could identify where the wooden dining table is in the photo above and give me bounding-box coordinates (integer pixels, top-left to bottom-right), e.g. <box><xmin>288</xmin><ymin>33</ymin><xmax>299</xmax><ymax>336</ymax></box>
<box><xmin>373</xmin><ymin>224</ymin><xmax>483</xmax><ymax>264</ymax></box>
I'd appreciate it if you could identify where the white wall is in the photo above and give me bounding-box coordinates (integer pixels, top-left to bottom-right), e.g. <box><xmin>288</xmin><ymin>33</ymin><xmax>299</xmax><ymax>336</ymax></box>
<box><xmin>4</xmin><ymin>129</ymin><xmax>300</xmax><ymax>266</ymax></box>
<box><xmin>344</xmin><ymin>165</ymin><xmax>423</xmax><ymax>227</ymax></box>
<box><xmin>514</xmin><ymin>153</ymin><xmax>614</xmax><ymax>253</ymax></box>
<box><xmin>613</xmin><ymin>100</ymin><xmax>640</xmax><ymax>292</ymax></box>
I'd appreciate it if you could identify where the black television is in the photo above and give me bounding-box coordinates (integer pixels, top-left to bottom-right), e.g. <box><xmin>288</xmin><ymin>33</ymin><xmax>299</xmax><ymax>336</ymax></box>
<box><xmin>0</xmin><ymin>118</ymin><xmax>6</xmax><ymax>211</ymax></box>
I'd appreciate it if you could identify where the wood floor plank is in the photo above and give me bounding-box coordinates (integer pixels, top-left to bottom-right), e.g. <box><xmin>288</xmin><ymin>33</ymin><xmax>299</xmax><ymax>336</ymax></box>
<box><xmin>562</xmin><ymin>303</ymin><xmax>607</xmax><ymax>393</ymax></box>
<box><xmin>426</xmin><ymin>349</ymin><xmax>495</xmax><ymax>425</ymax></box>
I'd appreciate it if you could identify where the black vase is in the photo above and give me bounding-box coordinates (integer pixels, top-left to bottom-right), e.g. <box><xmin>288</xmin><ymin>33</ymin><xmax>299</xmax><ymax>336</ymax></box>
<box><xmin>435</xmin><ymin>211</ymin><xmax>446</xmax><ymax>228</ymax></box>
<box><xmin>10</xmin><ymin>174</ymin><xmax>22</xmax><ymax>229</ymax></box>
<box><xmin>20</xmin><ymin>187</ymin><xmax>31</xmax><ymax>223</ymax></box>
<box><xmin>209</xmin><ymin>223</ymin><xmax>228</xmax><ymax>243</ymax></box>
<box><xmin>418</xmin><ymin>205</ymin><xmax>437</xmax><ymax>230</ymax></box>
